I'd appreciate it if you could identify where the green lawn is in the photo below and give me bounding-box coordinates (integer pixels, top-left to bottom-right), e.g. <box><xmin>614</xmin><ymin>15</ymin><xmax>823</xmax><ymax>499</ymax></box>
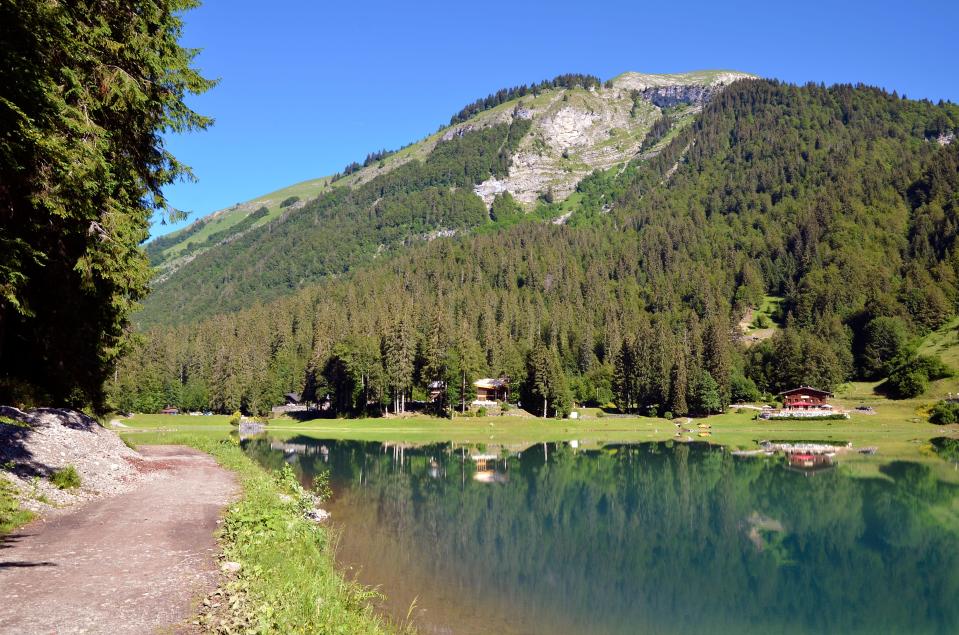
<box><xmin>119</xmin><ymin>397</ymin><xmax>959</xmax><ymax>477</ymax></box>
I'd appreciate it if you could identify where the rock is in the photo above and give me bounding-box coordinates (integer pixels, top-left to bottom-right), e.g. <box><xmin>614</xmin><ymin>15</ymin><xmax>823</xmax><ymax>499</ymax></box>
<box><xmin>0</xmin><ymin>407</ymin><xmax>143</xmax><ymax>512</ymax></box>
<box><xmin>306</xmin><ymin>508</ymin><xmax>330</xmax><ymax>523</ymax></box>
<box><xmin>220</xmin><ymin>561</ymin><xmax>242</xmax><ymax>574</ymax></box>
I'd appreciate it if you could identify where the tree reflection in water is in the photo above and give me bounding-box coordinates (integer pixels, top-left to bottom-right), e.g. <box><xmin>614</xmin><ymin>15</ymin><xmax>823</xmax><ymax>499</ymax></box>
<box><xmin>243</xmin><ymin>437</ymin><xmax>959</xmax><ymax>635</ymax></box>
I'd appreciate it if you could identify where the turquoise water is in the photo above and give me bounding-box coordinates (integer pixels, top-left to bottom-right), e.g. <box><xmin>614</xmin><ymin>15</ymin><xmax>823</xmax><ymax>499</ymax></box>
<box><xmin>243</xmin><ymin>437</ymin><xmax>959</xmax><ymax>635</ymax></box>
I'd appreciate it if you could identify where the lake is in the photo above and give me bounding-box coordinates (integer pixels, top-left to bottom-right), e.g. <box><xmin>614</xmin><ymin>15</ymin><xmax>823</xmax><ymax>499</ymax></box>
<box><xmin>242</xmin><ymin>435</ymin><xmax>959</xmax><ymax>635</ymax></box>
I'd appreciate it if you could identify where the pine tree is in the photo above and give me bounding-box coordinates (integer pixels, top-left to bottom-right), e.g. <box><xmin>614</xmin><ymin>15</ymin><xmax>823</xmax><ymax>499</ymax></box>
<box><xmin>0</xmin><ymin>0</ymin><xmax>213</xmax><ymax>407</ymax></box>
<box><xmin>670</xmin><ymin>346</ymin><xmax>689</xmax><ymax>417</ymax></box>
<box><xmin>383</xmin><ymin>317</ymin><xmax>415</xmax><ymax>413</ymax></box>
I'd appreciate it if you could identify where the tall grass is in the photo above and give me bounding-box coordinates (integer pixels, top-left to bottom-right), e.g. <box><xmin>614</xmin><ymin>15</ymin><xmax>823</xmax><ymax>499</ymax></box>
<box><xmin>129</xmin><ymin>434</ymin><xmax>392</xmax><ymax>634</ymax></box>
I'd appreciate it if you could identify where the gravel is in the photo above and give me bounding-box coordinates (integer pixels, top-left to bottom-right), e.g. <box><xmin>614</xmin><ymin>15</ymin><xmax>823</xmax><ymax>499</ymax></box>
<box><xmin>0</xmin><ymin>406</ymin><xmax>147</xmax><ymax>513</ymax></box>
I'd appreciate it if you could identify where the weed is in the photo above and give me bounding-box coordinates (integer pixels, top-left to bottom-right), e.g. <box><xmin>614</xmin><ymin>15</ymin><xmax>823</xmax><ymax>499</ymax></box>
<box><xmin>51</xmin><ymin>465</ymin><xmax>82</xmax><ymax>490</ymax></box>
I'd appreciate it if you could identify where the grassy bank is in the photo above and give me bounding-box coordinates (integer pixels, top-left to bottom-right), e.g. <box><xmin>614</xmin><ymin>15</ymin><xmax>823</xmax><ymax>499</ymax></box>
<box><xmin>0</xmin><ymin>477</ymin><xmax>34</xmax><ymax>536</ymax></box>
<box><xmin>127</xmin><ymin>434</ymin><xmax>391</xmax><ymax>634</ymax></box>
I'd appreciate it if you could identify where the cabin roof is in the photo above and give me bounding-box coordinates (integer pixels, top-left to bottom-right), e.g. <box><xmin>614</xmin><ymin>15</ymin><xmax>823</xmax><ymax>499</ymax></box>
<box><xmin>473</xmin><ymin>377</ymin><xmax>508</xmax><ymax>389</ymax></box>
<box><xmin>285</xmin><ymin>392</ymin><xmax>301</xmax><ymax>402</ymax></box>
<box><xmin>778</xmin><ymin>386</ymin><xmax>832</xmax><ymax>398</ymax></box>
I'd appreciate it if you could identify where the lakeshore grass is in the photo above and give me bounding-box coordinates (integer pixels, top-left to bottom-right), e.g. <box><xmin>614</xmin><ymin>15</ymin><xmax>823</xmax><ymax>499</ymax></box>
<box><xmin>0</xmin><ymin>477</ymin><xmax>34</xmax><ymax>536</ymax></box>
<box><xmin>125</xmin><ymin>434</ymin><xmax>390</xmax><ymax>634</ymax></box>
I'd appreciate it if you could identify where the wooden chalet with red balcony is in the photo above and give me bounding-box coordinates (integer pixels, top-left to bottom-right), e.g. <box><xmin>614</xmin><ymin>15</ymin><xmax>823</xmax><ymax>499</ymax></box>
<box><xmin>779</xmin><ymin>386</ymin><xmax>833</xmax><ymax>411</ymax></box>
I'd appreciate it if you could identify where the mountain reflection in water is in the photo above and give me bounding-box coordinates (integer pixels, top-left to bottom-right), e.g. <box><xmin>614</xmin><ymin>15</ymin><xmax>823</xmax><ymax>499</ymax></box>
<box><xmin>242</xmin><ymin>437</ymin><xmax>959</xmax><ymax>635</ymax></box>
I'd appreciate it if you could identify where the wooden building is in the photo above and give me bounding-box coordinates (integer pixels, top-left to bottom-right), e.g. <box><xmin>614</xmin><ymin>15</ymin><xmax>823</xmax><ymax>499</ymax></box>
<box><xmin>779</xmin><ymin>386</ymin><xmax>833</xmax><ymax>411</ymax></box>
<box><xmin>473</xmin><ymin>377</ymin><xmax>509</xmax><ymax>404</ymax></box>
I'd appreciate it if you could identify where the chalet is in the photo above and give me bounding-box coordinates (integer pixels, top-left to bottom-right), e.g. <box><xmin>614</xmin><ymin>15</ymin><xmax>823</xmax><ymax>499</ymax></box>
<box><xmin>160</xmin><ymin>406</ymin><xmax>179</xmax><ymax>415</ymax></box>
<box><xmin>427</xmin><ymin>380</ymin><xmax>446</xmax><ymax>402</ymax></box>
<box><xmin>779</xmin><ymin>386</ymin><xmax>833</xmax><ymax>411</ymax></box>
<box><xmin>473</xmin><ymin>377</ymin><xmax>509</xmax><ymax>405</ymax></box>
<box><xmin>284</xmin><ymin>392</ymin><xmax>302</xmax><ymax>405</ymax></box>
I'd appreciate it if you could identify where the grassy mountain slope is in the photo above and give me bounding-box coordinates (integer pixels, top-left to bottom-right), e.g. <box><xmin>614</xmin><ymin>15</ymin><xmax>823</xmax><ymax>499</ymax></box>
<box><xmin>138</xmin><ymin>70</ymin><xmax>753</xmax><ymax>326</ymax></box>
<box><xmin>116</xmin><ymin>79</ymin><xmax>959</xmax><ymax>417</ymax></box>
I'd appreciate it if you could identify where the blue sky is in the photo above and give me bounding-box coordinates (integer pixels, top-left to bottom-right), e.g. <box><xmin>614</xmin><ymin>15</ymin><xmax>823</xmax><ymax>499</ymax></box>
<box><xmin>155</xmin><ymin>0</ymin><xmax>959</xmax><ymax>238</ymax></box>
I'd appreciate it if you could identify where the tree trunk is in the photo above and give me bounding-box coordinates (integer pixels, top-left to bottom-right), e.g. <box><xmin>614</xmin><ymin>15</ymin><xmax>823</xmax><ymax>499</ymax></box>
<box><xmin>461</xmin><ymin>371</ymin><xmax>466</xmax><ymax>414</ymax></box>
<box><xmin>543</xmin><ymin>397</ymin><xmax>548</xmax><ymax>418</ymax></box>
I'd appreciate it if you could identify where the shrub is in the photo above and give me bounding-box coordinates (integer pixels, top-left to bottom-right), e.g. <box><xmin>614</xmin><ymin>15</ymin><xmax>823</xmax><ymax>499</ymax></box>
<box><xmin>51</xmin><ymin>465</ymin><xmax>81</xmax><ymax>490</ymax></box>
<box><xmin>929</xmin><ymin>401</ymin><xmax>959</xmax><ymax>425</ymax></box>
<box><xmin>500</xmin><ymin>402</ymin><xmax>511</xmax><ymax>412</ymax></box>
<box><xmin>663</xmin><ymin>411</ymin><xmax>673</xmax><ymax>420</ymax></box>
<box><xmin>883</xmin><ymin>354</ymin><xmax>950</xmax><ymax>398</ymax></box>
<box><xmin>279</xmin><ymin>196</ymin><xmax>300</xmax><ymax>208</ymax></box>
<box><xmin>730</xmin><ymin>373</ymin><xmax>761</xmax><ymax>403</ymax></box>
<box><xmin>596</xmin><ymin>410</ymin><xmax>605</xmax><ymax>418</ymax></box>
<box><xmin>477</xmin><ymin>407</ymin><xmax>487</xmax><ymax>417</ymax></box>
<box><xmin>229</xmin><ymin>411</ymin><xmax>242</xmax><ymax>426</ymax></box>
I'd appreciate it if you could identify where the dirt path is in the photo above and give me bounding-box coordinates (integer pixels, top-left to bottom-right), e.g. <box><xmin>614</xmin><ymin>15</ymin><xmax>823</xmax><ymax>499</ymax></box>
<box><xmin>0</xmin><ymin>446</ymin><xmax>238</xmax><ymax>634</ymax></box>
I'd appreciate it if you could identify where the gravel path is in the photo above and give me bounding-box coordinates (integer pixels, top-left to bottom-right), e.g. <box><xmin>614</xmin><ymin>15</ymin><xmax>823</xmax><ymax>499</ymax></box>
<box><xmin>0</xmin><ymin>446</ymin><xmax>238</xmax><ymax>634</ymax></box>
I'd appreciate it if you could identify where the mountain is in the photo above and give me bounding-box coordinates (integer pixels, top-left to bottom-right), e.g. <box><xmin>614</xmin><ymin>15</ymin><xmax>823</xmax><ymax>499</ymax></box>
<box><xmin>115</xmin><ymin>75</ymin><xmax>959</xmax><ymax>417</ymax></box>
<box><xmin>138</xmin><ymin>70</ymin><xmax>754</xmax><ymax>326</ymax></box>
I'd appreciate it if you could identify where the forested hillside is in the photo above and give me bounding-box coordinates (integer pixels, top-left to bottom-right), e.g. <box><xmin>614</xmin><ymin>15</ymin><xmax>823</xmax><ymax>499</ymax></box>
<box><xmin>137</xmin><ymin>70</ymin><xmax>752</xmax><ymax>326</ymax></box>
<box><xmin>114</xmin><ymin>79</ymin><xmax>959</xmax><ymax>417</ymax></box>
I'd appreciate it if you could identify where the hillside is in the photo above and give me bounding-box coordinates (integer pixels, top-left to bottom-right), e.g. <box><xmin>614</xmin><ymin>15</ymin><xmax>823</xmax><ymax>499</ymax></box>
<box><xmin>138</xmin><ymin>70</ymin><xmax>754</xmax><ymax>325</ymax></box>
<box><xmin>115</xmin><ymin>78</ymin><xmax>959</xmax><ymax>417</ymax></box>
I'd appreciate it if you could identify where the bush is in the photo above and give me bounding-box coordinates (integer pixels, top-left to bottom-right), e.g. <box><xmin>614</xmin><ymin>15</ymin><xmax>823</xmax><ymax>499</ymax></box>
<box><xmin>279</xmin><ymin>196</ymin><xmax>300</xmax><ymax>208</ymax></box>
<box><xmin>477</xmin><ymin>407</ymin><xmax>487</xmax><ymax>418</ymax></box>
<box><xmin>929</xmin><ymin>401</ymin><xmax>959</xmax><ymax>425</ymax></box>
<box><xmin>663</xmin><ymin>411</ymin><xmax>673</xmax><ymax>420</ymax></box>
<box><xmin>229</xmin><ymin>411</ymin><xmax>242</xmax><ymax>426</ymax></box>
<box><xmin>596</xmin><ymin>410</ymin><xmax>605</xmax><ymax>418</ymax></box>
<box><xmin>51</xmin><ymin>465</ymin><xmax>81</xmax><ymax>490</ymax></box>
<box><xmin>730</xmin><ymin>373</ymin><xmax>761</xmax><ymax>403</ymax></box>
<box><xmin>883</xmin><ymin>354</ymin><xmax>951</xmax><ymax>399</ymax></box>
<box><xmin>500</xmin><ymin>402</ymin><xmax>511</xmax><ymax>412</ymax></box>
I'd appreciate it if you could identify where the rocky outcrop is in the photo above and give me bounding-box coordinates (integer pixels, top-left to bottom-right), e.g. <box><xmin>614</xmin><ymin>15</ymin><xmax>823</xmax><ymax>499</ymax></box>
<box><xmin>472</xmin><ymin>71</ymin><xmax>755</xmax><ymax>207</ymax></box>
<box><xmin>0</xmin><ymin>407</ymin><xmax>144</xmax><ymax>512</ymax></box>
<box><xmin>641</xmin><ymin>84</ymin><xmax>713</xmax><ymax>108</ymax></box>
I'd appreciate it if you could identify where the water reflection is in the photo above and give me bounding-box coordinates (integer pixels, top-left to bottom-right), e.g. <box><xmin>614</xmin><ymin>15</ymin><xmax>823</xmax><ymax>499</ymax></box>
<box><xmin>243</xmin><ymin>436</ymin><xmax>959</xmax><ymax>635</ymax></box>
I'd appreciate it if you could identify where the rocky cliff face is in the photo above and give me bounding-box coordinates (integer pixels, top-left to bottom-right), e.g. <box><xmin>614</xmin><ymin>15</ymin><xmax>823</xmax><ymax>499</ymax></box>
<box><xmin>467</xmin><ymin>70</ymin><xmax>755</xmax><ymax>206</ymax></box>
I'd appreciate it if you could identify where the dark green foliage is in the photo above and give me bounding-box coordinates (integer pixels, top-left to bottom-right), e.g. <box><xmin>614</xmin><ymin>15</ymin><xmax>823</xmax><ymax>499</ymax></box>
<box><xmin>859</xmin><ymin>316</ymin><xmax>912</xmax><ymax>379</ymax></box>
<box><xmin>524</xmin><ymin>343</ymin><xmax>571</xmax><ymax>418</ymax></box>
<box><xmin>51</xmin><ymin>465</ymin><xmax>81</xmax><ymax>490</ymax></box>
<box><xmin>490</xmin><ymin>192</ymin><xmax>524</xmax><ymax>223</ymax></box>
<box><xmin>929</xmin><ymin>400</ymin><xmax>959</xmax><ymax>425</ymax></box>
<box><xmin>279</xmin><ymin>196</ymin><xmax>300</xmax><ymax>208</ymax></box>
<box><xmin>692</xmin><ymin>370</ymin><xmax>722</xmax><ymax>415</ymax></box>
<box><xmin>883</xmin><ymin>354</ymin><xmax>952</xmax><ymax>398</ymax></box>
<box><xmin>145</xmin><ymin>218</ymin><xmax>209</xmax><ymax>264</ymax></box>
<box><xmin>747</xmin><ymin>328</ymin><xmax>847</xmax><ymax>394</ymax></box>
<box><xmin>119</xmin><ymin>80</ymin><xmax>959</xmax><ymax>416</ymax></box>
<box><xmin>730</xmin><ymin>373</ymin><xmax>761</xmax><ymax>403</ymax></box>
<box><xmin>0</xmin><ymin>0</ymin><xmax>212</xmax><ymax>408</ymax></box>
<box><xmin>640</xmin><ymin>112</ymin><xmax>673</xmax><ymax>150</ymax></box>
<box><xmin>449</xmin><ymin>73</ymin><xmax>600</xmax><ymax>125</ymax></box>
<box><xmin>139</xmin><ymin>119</ymin><xmax>532</xmax><ymax>325</ymax></box>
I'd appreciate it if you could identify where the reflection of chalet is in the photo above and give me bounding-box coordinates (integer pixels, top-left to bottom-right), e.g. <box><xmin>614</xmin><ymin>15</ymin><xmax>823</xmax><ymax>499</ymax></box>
<box><xmin>473</xmin><ymin>378</ymin><xmax>509</xmax><ymax>405</ymax></box>
<box><xmin>785</xmin><ymin>452</ymin><xmax>836</xmax><ymax>476</ymax></box>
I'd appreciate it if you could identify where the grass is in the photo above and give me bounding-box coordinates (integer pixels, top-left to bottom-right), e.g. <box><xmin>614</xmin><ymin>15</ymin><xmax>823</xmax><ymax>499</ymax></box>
<box><xmin>51</xmin><ymin>465</ymin><xmax>81</xmax><ymax>490</ymax></box>
<box><xmin>120</xmin><ymin>400</ymin><xmax>959</xmax><ymax>469</ymax></box>
<box><xmin>0</xmin><ymin>477</ymin><xmax>34</xmax><ymax>536</ymax></box>
<box><xmin>126</xmin><ymin>434</ymin><xmax>392</xmax><ymax>634</ymax></box>
<box><xmin>917</xmin><ymin>317</ymin><xmax>959</xmax><ymax>371</ymax></box>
